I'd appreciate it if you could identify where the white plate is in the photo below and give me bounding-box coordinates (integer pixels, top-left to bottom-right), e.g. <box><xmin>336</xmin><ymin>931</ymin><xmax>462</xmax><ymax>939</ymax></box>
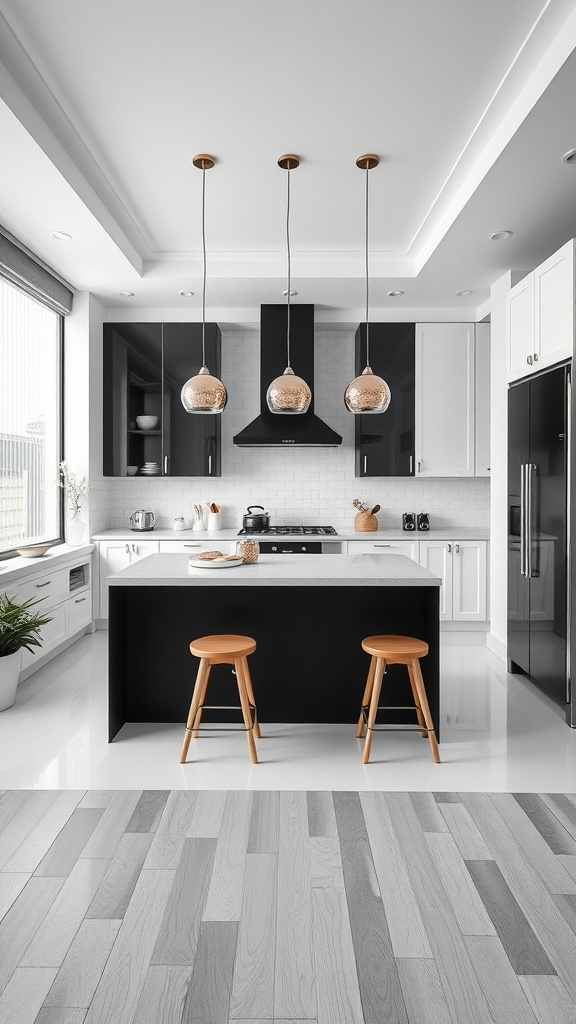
<box><xmin>188</xmin><ymin>556</ymin><xmax>244</xmax><ymax>569</ymax></box>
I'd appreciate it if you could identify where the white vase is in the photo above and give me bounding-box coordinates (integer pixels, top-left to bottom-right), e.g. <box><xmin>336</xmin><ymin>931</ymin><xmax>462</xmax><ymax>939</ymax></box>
<box><xmin>66</xmin><ymin>509</ymin><xmax>87</xmax><ymax>546</ymax></box>
<box><xmin>0</xmin><ymin>650</ymin><xmax>21</xmax><ymax>712</ymax></box>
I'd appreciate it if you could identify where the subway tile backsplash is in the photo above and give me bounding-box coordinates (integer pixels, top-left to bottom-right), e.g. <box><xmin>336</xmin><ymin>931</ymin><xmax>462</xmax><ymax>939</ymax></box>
<box><xmin>90</xmin><ymin>329</ymin><xmax>489</xmax><ymax>534</ymax></box>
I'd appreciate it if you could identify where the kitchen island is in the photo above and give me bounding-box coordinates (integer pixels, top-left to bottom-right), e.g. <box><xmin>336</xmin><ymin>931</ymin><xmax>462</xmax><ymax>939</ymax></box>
<box><xmin>107</xmin><ymin>553</ymin><xmax>441</xmax><ymax>740</ymax></box>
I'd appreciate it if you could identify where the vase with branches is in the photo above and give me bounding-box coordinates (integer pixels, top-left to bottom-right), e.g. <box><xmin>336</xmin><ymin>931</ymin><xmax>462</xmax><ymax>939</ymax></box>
<box><xmin>59</xmin><ymin>461</ymin><xmax>90</xmax><ymax>545</ymax></box>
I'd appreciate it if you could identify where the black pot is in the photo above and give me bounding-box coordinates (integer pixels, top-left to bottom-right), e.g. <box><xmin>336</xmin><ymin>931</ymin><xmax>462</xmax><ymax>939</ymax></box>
<box><xmin>242</xmin><ymin>505</ymin><xmax>270</xmax><ymax>531</ymax></box>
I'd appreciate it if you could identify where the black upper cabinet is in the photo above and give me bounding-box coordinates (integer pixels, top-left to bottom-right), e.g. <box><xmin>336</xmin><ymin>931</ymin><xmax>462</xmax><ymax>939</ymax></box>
<box><xmin>355</xmin><ymin>323</ymin><xmax>415</xmax><ymax>477</ymax></box>
<box><xmin>103</xmin><ymin>322</ymin><xmax>221</xmax><ymax>477</ymax></box>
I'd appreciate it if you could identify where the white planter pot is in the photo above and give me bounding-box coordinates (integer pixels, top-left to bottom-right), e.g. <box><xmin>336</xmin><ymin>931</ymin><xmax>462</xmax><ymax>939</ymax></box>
<box><xmin>0</xmin><ymin>650</ymin><xmax>22</xmax><ymax>711</ymax></box>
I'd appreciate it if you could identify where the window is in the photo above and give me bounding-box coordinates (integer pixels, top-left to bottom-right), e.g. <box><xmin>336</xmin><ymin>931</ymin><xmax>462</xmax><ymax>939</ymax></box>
<box><xmin>0</xmin><ymin>279</ymin><xmax>63</xmax><ymax>554</ymax></box>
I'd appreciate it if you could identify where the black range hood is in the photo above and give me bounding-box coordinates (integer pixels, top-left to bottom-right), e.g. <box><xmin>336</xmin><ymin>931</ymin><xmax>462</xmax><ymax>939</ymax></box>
<box><xmin>233</xmin><ymin>304</ymin><xmax>342</xmax><ymax>447</ymax></box>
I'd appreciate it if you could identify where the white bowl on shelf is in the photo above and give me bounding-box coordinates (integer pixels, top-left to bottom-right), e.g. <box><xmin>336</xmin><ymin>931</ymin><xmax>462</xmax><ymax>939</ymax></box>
<box><xmin>127</xmin><ymin>466</ymin><xmax>138</xmax><ymax>476</ymax></box>
<box><xmin>136</xmin><ymin>415</ymin><xmax>158</xmax><ymax>430</ymax></box>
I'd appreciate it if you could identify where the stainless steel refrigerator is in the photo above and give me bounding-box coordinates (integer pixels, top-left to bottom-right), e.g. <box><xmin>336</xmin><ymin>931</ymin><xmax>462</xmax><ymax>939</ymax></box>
<box><xmin>508</xmin><ymin>362</ymin><xmax>572</xmax><ymax>723</ymax></box>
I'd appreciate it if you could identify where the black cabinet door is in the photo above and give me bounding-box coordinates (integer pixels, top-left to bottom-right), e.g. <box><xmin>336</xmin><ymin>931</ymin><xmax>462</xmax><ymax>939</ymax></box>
<box><xmin>161</xmin><ymin>324</ymin><xmax>221</xmax><ymax>477</ymax></box>
<box><xmin>355</xmin><ymin>323</ymin><xmax>415</xmax><ymax>476</ymax></box>
<box><xmin>103</xmin><ymin>323</ymin><xmax>221</xmax><ymax>477</ymax></box>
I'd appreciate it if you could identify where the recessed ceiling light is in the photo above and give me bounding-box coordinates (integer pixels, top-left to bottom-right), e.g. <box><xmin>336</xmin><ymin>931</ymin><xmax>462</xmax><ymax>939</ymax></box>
<box><xmin>282</xmin><ymin>289</ymin><xmax>298</xmax><ymax>296</ymax></box>
<box><xmin>179</xmin><ymin>290</ymin><xmax>194</xmax><ymax>297</ymax></box>
<box><xmin>388</xmin><ymin>290</ymin><xmax>404</xmax><ymax>297</ymax></box>
<box><xmin>456</xmin><ymin>289</ymin><xmax>473</xmax><ymax>297</ymax></box>
<box><xmin>119</xmin><ymin>290</ymin><xmax>134</xmax><ymax>297</ymax></box>
<box><xmin>561</xmin><ymin>148</ymin><xmax>576</xmax><ymax>163</ymax></box>
<box><xmin>489</xmin><ymin>230</ymin><xmax>513</xmax><ymax>241</ymax></box>
<box><xmin>51</xmin><ymin>230</ymin><xmax>72</xmax><ymax>241</ymax></box>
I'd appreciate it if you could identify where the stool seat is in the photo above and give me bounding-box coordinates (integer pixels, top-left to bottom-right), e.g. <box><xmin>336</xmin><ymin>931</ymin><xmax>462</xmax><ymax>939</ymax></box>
<box><xmin>357</xmin><ymin>633</ymin><xmax>440</xmax><ymax>764</ymax></box>
<box><xmin>362</xmin><ymin>634</ymin><xmax>429</xmax><ymax>662</ymax></box>
<box><xmin>190</xmin><ymin>634</ymin><xmax>256</xmax><ymax>660</ymax></box>
<box><xmin>180</xmin><ymin>633</ymin><xmax>259</xmax><ymax>765</ymax></box>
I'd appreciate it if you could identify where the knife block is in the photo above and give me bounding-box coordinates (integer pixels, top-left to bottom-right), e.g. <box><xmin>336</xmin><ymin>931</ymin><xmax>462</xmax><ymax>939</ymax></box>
<box><xmin>354</xmin><ymin>511</ymin><xmax>378</xmax><ymax>532</ymax></box>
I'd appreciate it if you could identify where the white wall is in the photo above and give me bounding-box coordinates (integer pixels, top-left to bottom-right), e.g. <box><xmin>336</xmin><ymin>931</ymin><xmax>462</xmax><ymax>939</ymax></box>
<box><xmin>90</xmin><ymin>324</ymin><xmax>489</xmax><ymax>533</ymax></box>
<box><xmin>487</xmin><ymin>270</ymin><xmax>522</xmax><ymax>658</ymax></box>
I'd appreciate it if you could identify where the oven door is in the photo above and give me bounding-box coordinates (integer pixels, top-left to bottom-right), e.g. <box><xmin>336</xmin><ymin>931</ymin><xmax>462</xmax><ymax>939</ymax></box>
<box><xmin>258</xmin><ymin>541</ymin><xmax>323</xmax><ymax>554</ymax></box>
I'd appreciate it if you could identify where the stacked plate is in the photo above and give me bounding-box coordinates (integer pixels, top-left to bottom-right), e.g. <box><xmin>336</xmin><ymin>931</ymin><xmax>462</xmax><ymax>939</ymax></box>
<box><xmin>140</xmin><ymin>462</ymin><xmax>161</xmax><ymax>475</ymax></box>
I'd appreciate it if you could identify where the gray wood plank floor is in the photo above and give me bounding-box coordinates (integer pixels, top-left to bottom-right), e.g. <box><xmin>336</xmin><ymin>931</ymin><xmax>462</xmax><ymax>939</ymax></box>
<box><xmin>0</xmin><ymin>790</ymin><xmax>575</xmax><ymax>1023</ymax></box>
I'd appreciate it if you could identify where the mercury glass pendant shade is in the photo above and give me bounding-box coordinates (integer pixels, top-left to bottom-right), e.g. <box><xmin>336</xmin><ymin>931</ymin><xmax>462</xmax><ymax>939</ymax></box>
<box><xmin>181</xmin><ymin>365</ymin><xmax>227</xmax><ymax>414</ymax></box>
<box><xmin>344</xmin><ymin>365</ymin><xmax>391</xmax><ymax>413</ymax></box>
<box><xmin>267</xmin><ymin>365</ymin><xmax>312</xmax><ymax>414</ymax></box>
<box><xmin>181</xmin><ymin>154</ymin><xmax>227</xmax><ymax>415</ymax></box>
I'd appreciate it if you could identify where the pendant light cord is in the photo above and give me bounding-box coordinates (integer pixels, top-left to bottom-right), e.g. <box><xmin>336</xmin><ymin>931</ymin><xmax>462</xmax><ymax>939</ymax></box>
<box><xmin>365</xmin><ymin>165</ymin><xmax>370</xmax><ymax>369</ymax></box>
<box><xmin>286</xmin><ymin>166</ymin><xmax>292</xmax><ymax>368</ymax></box>
<box><xmin>201</xmin><ymin>166</ymin><xmax>207</xmax><ymax>368</ymax></box>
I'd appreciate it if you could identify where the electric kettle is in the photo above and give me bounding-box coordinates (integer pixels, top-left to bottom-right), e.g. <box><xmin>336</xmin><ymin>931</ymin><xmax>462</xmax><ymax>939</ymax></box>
<box><xmin>130</xmin><ymin>510</ymin><xmax>156</xmax><ymax>532</ymax></box>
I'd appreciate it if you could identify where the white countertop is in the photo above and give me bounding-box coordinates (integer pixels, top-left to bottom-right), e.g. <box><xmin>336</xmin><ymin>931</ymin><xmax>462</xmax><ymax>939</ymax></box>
<box><xmin>107</xmin><ymin>552</ymin><xmax>441</xmax><ymax>587</ymax></box>
<box><xmin>93</xmin><ymin>527</ymin><xmax>489</xmax><ymax>542</ymax></box>
<box><xmin>0</xmin><ymin>543</ymin><xmax>94</xmax><ymax>586</ymax></box>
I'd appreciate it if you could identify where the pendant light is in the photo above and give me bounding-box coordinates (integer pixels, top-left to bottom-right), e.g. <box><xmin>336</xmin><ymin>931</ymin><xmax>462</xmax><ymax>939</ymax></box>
<box><xmin>181</xmin><ymin>154</ymin><xmax>227</xmax><ymax>415</ymax></box>
<box><xmin>344</xmin><ymin>154</ymin><xmax>391</xmax><ymax>414</ymax></box>
<box><xmin>266</xmin><ymin>154</ymin><xmax>312</xmax><ymax>414</ymax></box>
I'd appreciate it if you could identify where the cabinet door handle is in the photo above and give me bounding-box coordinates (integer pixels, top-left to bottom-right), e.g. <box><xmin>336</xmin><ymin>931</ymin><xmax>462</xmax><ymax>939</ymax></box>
<box><xmin>533</xmin><ymin>353</ymin><xmax>538</xmax><ymax>362</ymax></box>
<box><xmin>373</xmin><ymin>543</ymin><xmax>392</xmax><ymax>547</ymax></box>
<box><xmin>409</xmin><ymin>455</ymin><xmax>413</xmax><ymax>474</ymax></box>
<box><xmin>447</xmin><ymin>543</ymin><xmax>452</xmax><ymax>553</ymax></box>
<box><xmin>132</xmin><ymin>544</ymin><xmax>137</xmax><ymax>555</ymax></box>
<box><xmin>417</xmin><ymin>460</ymin><xmax>421</xmax><ymax>473</ymax></box>
<box><xmin>527</xmin><ymin>355</ymin><xmax>533</xmax><ymax>365</ymax></box>
<box><xmin>36</xmin><ymin>581</ymin><xmax>51</xmax><ymax>588</ymax></box>
<box><xmin>74</xmin><ymin>597</ymin><xmax>86</xmax><ymax>604</ymax></box>
<box><xmin>208</xmin><ymin>454</ymin><xmax>212</xmax><ymax>475</ymax></box>
<box><xmin>363</xmin><ymin>455</ymin><xmax>367</xmax><ymax>474</ymax></box>
<box><xmin>164</xmin><ymin>456</ymin><xmax>169</xmax><ymax>474</ymax></box>
<box><xmin>125</xmin><ymin>544</ymin><xmax>130</xmax><ymax>555</ymax></box>
<box><xmin>455</xmin><ymin>543</ymin><xmax>460</xmax><ymax>553</ymax></box>
<box><xmin>183</xmin><ymin>543</ymin><xmax>201</xmax><ymax>547</ymax></box>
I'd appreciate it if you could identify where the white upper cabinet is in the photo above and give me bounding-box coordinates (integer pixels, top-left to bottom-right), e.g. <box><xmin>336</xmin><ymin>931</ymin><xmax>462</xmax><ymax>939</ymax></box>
<box><xmin>415</xmin><ymin>323</ymin><xmax>475</xmax><ymax>477</ymax></box>
<box><xmin>474</xmin><ymin>323</ymin><xmax>491</xmax><ymax>476</ymax></box>
<box><xmin>535</xmin><ymin>239</ymin><xmax>574</xmax><ymax>371</ymax></box>
<box><xmin>507</xmin><ymin>239</ymin><xmax>574</xmax><ymax>383</ymax></box>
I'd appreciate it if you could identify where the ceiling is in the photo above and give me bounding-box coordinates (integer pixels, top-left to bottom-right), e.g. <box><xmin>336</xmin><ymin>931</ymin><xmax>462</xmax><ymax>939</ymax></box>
<box><xmin>2</xmin><ymin>0</ymin><xmax>576</xmax><ymax>322</ymax></box>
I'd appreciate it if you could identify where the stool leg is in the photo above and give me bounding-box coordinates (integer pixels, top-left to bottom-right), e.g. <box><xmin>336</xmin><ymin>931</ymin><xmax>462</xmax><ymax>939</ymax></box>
<box><xmin>363</xmin><ymin>657</ymin><xmax>386</xmax><ymax>764</ymax></box>
<box><xmin>235</xmin><ymin>658</ymin><xmax>258</xmax><ymax>764</ymax></box>
<box><xmin>407</xmin><ymin>661</ymin><xmax>428</xmax><ymax>738</ymax></box>
<box><xmin>191</xmin><ymin>662</ymin><xmax>212</xmax><ymax>738</ymax></box>
<box><xmin>410</xmin><ymin>658</ymin><xmax>440</xmax><ymax>763</ymax></box>
<box><xmin>356</xmin><ymin>655</ymin><xmax>376</xmax><ymax>738</ymax></box>
<box><xmin>239</xmin><ymin>655</ymin><xmax>261</xmax><ymax>739</ymax></box>
<box><xmin>180</xmin><ymin>659</ymin><xmax>211</xmax><ymax>763</ymax></box>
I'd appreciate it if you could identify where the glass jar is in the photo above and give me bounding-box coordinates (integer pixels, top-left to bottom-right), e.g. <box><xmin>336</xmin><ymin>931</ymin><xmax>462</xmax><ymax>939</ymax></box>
<box><xmin>236</xmin><ymin>539</ymin><xmax>259</xmax><ymax>563</ymax></box>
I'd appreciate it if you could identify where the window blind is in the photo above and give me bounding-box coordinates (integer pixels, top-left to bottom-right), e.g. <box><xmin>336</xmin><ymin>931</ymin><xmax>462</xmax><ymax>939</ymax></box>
<box><xmin>0</xmin><ymin>226</ymin><xmax>74</xmax><ymax>316</ymax></box>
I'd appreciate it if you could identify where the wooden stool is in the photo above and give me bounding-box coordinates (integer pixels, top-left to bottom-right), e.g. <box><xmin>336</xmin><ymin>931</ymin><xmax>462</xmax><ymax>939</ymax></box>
<box><xmin>180</xmin><ymin>634</ymin><xmax>260</xmax><ymax>764</ymax></box>
<box><xmin>356</xmin><ymin>635</ymin><xmax>440</xmax><ymax>764</ymax></box>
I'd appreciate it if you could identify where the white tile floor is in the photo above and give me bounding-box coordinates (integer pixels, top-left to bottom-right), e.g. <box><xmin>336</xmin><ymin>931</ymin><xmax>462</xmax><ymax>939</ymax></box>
<box><xmin>1</xmin><ymin>631</ymin><xmax>575</xmax><ymax>791</ymax></box>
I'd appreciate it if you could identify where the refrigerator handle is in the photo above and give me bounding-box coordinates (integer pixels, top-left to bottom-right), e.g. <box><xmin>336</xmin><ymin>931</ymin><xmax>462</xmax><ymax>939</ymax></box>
<box><xmin>527</xmin><ymin>463</ymin><xmax>535</xmax><ymax>578</ymax></box>
<box><xmin>566</xmin><ymin>370</ymin><xmax>572</xmax><ymax>703</ymax></box>
<box><xmin>520</xmin><ymin>463</ymin><xmax>527</xmax><ymax>577</ymax></box>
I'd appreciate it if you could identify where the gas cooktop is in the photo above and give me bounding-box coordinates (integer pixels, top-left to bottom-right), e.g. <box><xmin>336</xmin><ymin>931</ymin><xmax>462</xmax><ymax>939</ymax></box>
<box><xmin>237</xmin><ymin>525</ymin><xmax>337</xmax><ymax>536</ymax></box>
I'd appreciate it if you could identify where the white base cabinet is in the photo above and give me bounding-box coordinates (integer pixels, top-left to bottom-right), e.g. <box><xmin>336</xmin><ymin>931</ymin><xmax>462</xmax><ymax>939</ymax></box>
<box><xmin>98</xmin><ymin>540</ymin><xmax>159</xmax><ymax>619</ymax></box>
<box><xmin>418</xmin><ymin>540</ymin><xmax>487</xmax><ymax>621</ymax></box>
<box><xmin>7</xmin><ymin>554</ymin><xmax>94</xmax><ymax>674</ymax></box>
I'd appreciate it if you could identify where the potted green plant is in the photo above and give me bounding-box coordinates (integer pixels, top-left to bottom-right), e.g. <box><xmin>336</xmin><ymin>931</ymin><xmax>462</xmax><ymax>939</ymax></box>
<box><xmin>0</xmin><ymin>594</ymin><xmax>52</xmax><ymax>711</ymax></box>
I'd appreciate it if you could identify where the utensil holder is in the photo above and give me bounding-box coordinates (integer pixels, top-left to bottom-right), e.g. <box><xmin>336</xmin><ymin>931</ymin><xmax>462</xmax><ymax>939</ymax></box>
<box><xmin>206</xmin><ymin>512</ymin><xmax>221</xmax><ymax>531</ymax></box>
<box><xmin>354</xmin><ymin>511</ymin><xmax>378</xmax><ymax>532</ymax></box>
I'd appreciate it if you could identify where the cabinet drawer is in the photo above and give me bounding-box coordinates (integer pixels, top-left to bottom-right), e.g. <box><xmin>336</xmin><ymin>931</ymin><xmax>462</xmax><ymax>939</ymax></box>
<box><xmin>348</xmin><ymin>540</ymin><xmax>419</xmax><ymax>560</ymax></box>
<box><xmin>21</xmin><ymin>603</ymin><xmax>67</xmax><ymax>668</ymax></box>
<box><xmin>158</xmin><ymin>540</ymin><xmax>236</xmax><ymax>555</ymax></box>
<box><xmin>18</xmin><ymin>568</ymin><xmax>68</xmax><ymax>609</ymax></box>
<box><xmin>68</xmin><ymin>591</ymin><xmax>92</xmax><ymax>634</ymax></box>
